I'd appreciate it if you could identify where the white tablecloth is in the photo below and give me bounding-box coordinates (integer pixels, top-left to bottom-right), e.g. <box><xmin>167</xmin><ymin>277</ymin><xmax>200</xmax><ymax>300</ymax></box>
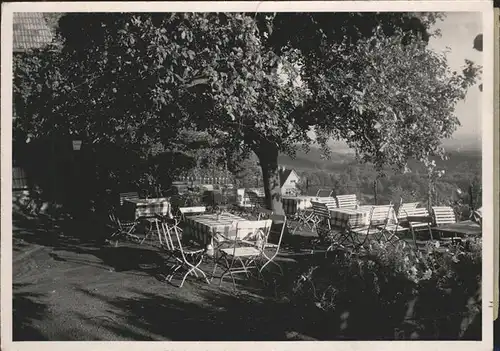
<box><xmin>184</xmin><ymin>212</ymin><xmax>246</xmax><ymax>245</ymax></box>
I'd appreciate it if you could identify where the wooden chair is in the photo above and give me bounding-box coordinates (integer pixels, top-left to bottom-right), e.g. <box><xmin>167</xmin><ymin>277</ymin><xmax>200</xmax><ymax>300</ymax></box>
<box><xmin>316</xmin><ymin>189</ymin><xmax>334</xmax><ymax>197</ymax></box>
<box><xmin>335</xmin><ymin>194</ymin><xmax>359</xmax><ymax>209</ymax></box>
<box><xmin>350</xmin><ymin>205</ymin><xmax>393</xmax><ymax>246</ymax></box>
<box><xmin>119</xmin><ymin>191</ymin><xmax>139</xmax><ymax>206</ymax></box>
<box><xmin>316</xmin><ymin>197</ymin><xmax>338</xmax><ymax>207</ymax></box>
<box><xmin>381</xmin><ymin>201</ymin><xmax>419</xmax><ymax>238</ymax></box>
<box><xmin>472</xmin><ymin>207</ymin><xmax>483</xmax><ymax>227</ymax></box>
<box><xmin>432</xmin><ymin>206</ymin><xmax>459</xmax><ymax>243</ymax></box>
<box><xmin>160</xmin><ymin>219</ymin><xmax>210</xmax><ymax>288</ymax></box>
<box><xmin>246</xmin><ymin>190</ymin><xmax>265</xmax><ymax>210</ymax></box>
<box><xmin>406</xmin><ymin>208</ymin><xmax>434</xmax><ymax>246</ymax></box>
<box><xmin>257</xmin><ymin>208</ymin><xmax>274</xmax><ymax>220</ymax></box>
<box><xmin>396</xmin><ymin>202</ymin><xmax>420</xmax><ymax>222</ymax></box>
<box><xmin>290</xmin><ymin>207</ymin><xmax>316</xmax><ymax>235</ymax></box>
<box><xmin>212</xmin><ymin>219</ymin><xmax>272</xmax><ymax>289</ymax></box>
<box><xmin>432</xmin><ymin>206</ymin><xmax>457</xmax><ymax>226</ymax></box>
<box><xmin>310</xmin><ymin>200</ymin><xmax>333</xmax><ymax>231</ymax></box>
<box><xmin>179</xmin><ymin>206</ymin><xmax>206</xmax><ymax>220</ymax></box>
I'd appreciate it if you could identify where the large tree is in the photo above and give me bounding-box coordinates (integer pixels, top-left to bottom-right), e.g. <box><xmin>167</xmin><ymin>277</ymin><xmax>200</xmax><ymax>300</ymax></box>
<box><xmin>15</xmin><ymin>12</ymin><xmax>480</xmax><ymax>214</ymax></box>
<box><xmin>190</xmin><ymin>12</ymin><xmax>479</xmax><ymax>213</ymax></box>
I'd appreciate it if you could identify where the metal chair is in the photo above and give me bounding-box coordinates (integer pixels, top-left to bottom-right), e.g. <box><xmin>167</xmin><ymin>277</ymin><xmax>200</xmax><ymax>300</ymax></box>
<box><xmin>350</xmin><ymin>205</ymin><xmax>394</xmax><ymax>246</ymax></box>
<box><xmin>160</xmin><ymin>219</ymin><xmax>210</xmax><ymax>288</ymax></box>
<box><xmin>212</xmin><ymin>219</ymin><xmax>272</xmax><ymax>289</ymax></box>
<box><xmin>310</xmin><ymin>200</ymin><xmax>334</xmax><ymax>231</ymax></box>
<box><xmin>259</xmin><ymin>214</ymin><xmax>287</xmax><ymax>276</ymax></box>
<box><xmin>107</xmin><ymin>210</ymin><xmax>139</xmax><ymax>245</ymax></box>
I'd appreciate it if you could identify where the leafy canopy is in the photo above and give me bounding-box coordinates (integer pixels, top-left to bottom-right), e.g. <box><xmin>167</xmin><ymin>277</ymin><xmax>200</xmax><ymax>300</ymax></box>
<box><xmin>14</xmin><ymin>12</ymin><xmax>479</xmax><ymax>188</ymax></box>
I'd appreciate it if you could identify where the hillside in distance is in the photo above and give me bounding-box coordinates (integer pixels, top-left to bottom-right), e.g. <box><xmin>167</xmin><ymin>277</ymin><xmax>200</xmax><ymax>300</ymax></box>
<box><xmin>278</xmin><ymin>145</ymin><xmax>481</xmax><ymax>173</ymax></box>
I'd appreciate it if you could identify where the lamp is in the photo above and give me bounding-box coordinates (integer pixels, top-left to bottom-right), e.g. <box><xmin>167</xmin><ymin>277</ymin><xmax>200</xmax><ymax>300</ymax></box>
<box><xmin>72</xmin><ymin>139</ymin><xmax>82</xmax><ymax>151</ymax></box>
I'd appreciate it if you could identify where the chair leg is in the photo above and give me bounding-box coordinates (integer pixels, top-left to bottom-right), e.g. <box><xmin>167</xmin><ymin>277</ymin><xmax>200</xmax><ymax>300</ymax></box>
<box><xmin>229</xmin><ymin>272</ymin><xmax>237</xmax><ymax>290</ymax></box>
<box><xmin>211</xmin><ymin>263</ymin><xmax>219</xmax><ymax>282</ymax></box>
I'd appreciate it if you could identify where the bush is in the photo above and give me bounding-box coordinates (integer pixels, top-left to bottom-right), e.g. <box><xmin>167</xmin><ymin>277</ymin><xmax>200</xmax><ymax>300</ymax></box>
<box><xmin>287</xmin><ymin>239</ymin><xmax>482</xmax><ymax>340</ymax></box>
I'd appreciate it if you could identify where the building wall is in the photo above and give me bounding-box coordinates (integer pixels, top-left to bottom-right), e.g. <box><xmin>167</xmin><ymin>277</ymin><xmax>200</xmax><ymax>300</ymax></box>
<box><xmin>281</xmin><ymin>172</ymin><xmax>300</xmax><ymax>195</ymax></box>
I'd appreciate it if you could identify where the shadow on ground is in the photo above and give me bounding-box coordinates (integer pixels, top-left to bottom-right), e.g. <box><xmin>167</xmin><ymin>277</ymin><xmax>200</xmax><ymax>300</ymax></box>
<box><xmin>13</xmin><ymin>284</ymin><xmax>49</xmax><ymax>341</ymax></box>
<box><xmin>72</xmin><ymin>285</ymin><xmax>313</xmax><ymax>341</ymax></box>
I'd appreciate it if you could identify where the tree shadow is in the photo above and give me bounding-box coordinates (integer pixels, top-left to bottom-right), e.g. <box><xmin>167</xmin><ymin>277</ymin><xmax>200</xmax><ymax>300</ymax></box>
<box><xmin>13</xmin><ymin>284</ymin><xmax>49</xmax><ymax>341</ymax></box>
<box><xmin>72</xmin><ymin>286</ymin><xmax>295</xmax><ymax>341</ymax></box>
<box><xmin>12</xmin><ymin>210</ymin><xmax>176</xmax><ymax>282</ymax></box>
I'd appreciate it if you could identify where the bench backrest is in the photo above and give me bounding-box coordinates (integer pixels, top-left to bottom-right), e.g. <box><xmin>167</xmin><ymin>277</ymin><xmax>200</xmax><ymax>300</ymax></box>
<box><xmin>397</xmin><ymin>202</ymin><xmax>420</xmax><ymax>221</ymax></box>
<box><xmin>432</xmin><ymin>206</ymin><xmax>457</xmax><ymax>226</ymax></box>
<box><xmin>370</xmin><ymin>205</ymin><xmax>394</xmax><ymax>225</ymax></box>
<box><xmin>404</xmin><ymin>207</ymin><xmax>432</xmax><ymax>226</ymax></box>
<box><xmin>311</xmin><ymin>201</ymin><xmax>332</xmax><ymax>218</ymax></box>
<box><xmin>336</xmin><ymin>194</ymin><xmax>358</xmax><ymax>209</ymax></box>
<box><xmin>179</xmin><ymin>206</ymin><xmax>207</xmax><ymax>216</ymax></box>
<box><xmin>119</xmin><ymin>192</ymin><xmax>139</xmax><ymax>206</ymax></box>
<box><xmin>316</xmin><ymin>197</ymin><xmax>338</xmax><ymax>208</ymax></box>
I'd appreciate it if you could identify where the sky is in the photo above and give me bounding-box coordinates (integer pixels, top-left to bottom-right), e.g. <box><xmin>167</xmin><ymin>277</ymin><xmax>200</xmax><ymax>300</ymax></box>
<box><xmin>427</xmin><ymin>12</ymin><xmax>483</xmax><ymax>147</ymax></box>
<box><xmin>323</xmin><ymin>12</ymin><xmax>483</xmax><ymax>152</ymax></box>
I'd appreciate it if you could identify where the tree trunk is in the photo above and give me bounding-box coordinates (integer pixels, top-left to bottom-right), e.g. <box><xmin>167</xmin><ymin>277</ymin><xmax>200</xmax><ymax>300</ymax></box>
<box><xmin>373</xmin><ymin>179</ymin><xmax>378</xmax><ymax>205</ymax></box>
<box><xmin>254</xmin><ymin>143</ymin><xmax>284</xmax><ymax>215</ymax></box>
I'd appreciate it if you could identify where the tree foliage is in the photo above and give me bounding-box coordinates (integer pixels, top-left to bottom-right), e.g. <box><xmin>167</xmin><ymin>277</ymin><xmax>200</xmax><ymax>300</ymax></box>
<box><xmin>13</xmin><ymin>12</ymin><xmax>480</xmax><ymax>213</ymax></box>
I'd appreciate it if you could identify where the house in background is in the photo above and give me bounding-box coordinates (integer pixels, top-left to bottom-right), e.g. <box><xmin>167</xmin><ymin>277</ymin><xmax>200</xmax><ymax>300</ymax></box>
<box><xmin>236</xmin><ymin>167</ymin><xmax>300</xmax><ymax>207</ymax></box>
<box><xmin>13</xmin><ymin>13</ymin><xmax>55</xmax><ymax>196</ymax></box>
<box><xmin>279</xmin><ymin>167</ymin><xmax>301</xmax><ymax>195</ymax></box>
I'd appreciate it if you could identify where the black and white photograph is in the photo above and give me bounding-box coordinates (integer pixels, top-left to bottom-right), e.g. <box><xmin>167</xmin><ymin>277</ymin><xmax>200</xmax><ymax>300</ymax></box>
<box><xmin>2</xmin><ymin>1</ymin><xmax>494</xmax><ymax>349</ymax></box>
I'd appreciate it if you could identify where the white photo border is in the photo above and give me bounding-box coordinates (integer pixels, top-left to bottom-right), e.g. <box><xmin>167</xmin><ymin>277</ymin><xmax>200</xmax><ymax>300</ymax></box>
<box><xmin>1</xmin><ymin>2</ymin><xmax>494</xmax><ymax>351</ymax></box>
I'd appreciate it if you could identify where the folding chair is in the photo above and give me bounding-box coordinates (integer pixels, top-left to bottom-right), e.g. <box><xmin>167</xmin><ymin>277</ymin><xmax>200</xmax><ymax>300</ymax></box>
<box><xmin>246</xmin><ymin>190</ymin><xmax>265</xmax><ymax>213</ymax></box>
<box><xmin>257</xmin><ymin>208</ymin><xmax>274</xmax><ymax>220</ymax></box>
<box><xmin>316</xmin><ymin>189</ymin><xmax>334</xmax><ymax>197</ymax></box>
<box><xmin>212</xmin><ymin>219</ymin><xmax>272</xmax><ymax>289</ymax></box>
<box><xmin>405</xmin><ymin>208</ymin><xmax>434</xmax><ymax>247</ymax></box>
<box><xmin>397</xmin><ymin>201</ymin><xmax>420</xmax><ymax>219</ymax></box>
<box><xmin>472</xmin><ymin>207</ymin><xmax>483</xmax><ymax>227</ymax></box>
<box><xmin>179</xmin><ymin>206</ymin><xmax>206</xmax><ymax>220</ymax></box>
<box><xmin>119</xmin><ymin>191</ymin><xmax>139</xmax><ymax>206</ymax></box>
<box><xmin>290</xmin><ymin>207</ymin><xmax>316</xmax><ymax>235</ymax></box>
<box><xmin>336</xmin><ymin>194</ymin><xmax>359</xmax><ymax>209</ymax></box>
<box><xmin>432</xmin><ymin>206</ymin><xmax>459</xmax><ymax>243</ymax></box>
<box><xmin>310</xmin><ymin>201</ymin><xmax>333</xmax><ymax>231</ymax></box>
<box><xmin>259</xmin><ymin>214</ymin><xmax>287</xmax><ymax>276</ymax></box>
<box><xmin>107</xmin><ymin>210</ymin><xmax>140</xmax><ymax>245</ymax></box>
<box><xmin>139</xmin><ymin>216</ymin><xmax>164</xmax><ymax>246</ymax></box>
<box><xmin>350</xmin><ymin>205</ymin><xmax>394</xmax><ymax>246</ymax></box>
<box><xmin>160</xmin><ymin>219</ymin><xmax>210</xmax><ymax>288</ymax></box>
<box><xmin>378</xmin><ymin>203</ymin><xmax>416</xmax><ymax>244</ymax></box>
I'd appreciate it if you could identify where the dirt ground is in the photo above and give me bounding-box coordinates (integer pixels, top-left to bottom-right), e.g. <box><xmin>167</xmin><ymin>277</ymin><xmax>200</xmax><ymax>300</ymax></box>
<box><xmin>12</xmin><ymin>211</ymin><xmax>320</xmax><ymax>341</ymax></box>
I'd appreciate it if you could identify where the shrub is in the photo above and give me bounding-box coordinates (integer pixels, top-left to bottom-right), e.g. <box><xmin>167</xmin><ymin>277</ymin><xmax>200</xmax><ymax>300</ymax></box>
<box><xmin>287</xmin><ymin>238</ymin><xmax>482</xmax><ymax>340</ymax></box>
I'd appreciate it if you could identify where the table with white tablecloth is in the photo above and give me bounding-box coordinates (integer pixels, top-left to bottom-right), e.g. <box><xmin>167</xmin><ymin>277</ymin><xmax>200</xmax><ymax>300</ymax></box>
<box><xmin>328</xmin><ymin>207</ymin><xmax>372</xmax><ymax>229</ymax></box>
<box><xmin>183</xmin><ymin>212</ymin><xmax>247</xmax><ymax>246</ymax></box>
<box><xmin>122</xmin><ymin>197</ymin><xmax>173</xmax><ymax>220</ymax></box>
<box><xmin>282</xmin><ymin>196</ymin><xmax>322</xmax><ymax>215</ymax></box>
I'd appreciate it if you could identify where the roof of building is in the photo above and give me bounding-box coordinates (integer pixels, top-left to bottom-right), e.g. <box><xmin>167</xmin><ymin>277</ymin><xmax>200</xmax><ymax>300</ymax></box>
<box><xmin>13</xmin><ymin>12</ymin><xmax>54</xmax><ymax>52</ymax></box>
<box><xmin>279</xmin><ymin>168</ymin><xmax>294</xmax><ymax>188</ymax></box>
